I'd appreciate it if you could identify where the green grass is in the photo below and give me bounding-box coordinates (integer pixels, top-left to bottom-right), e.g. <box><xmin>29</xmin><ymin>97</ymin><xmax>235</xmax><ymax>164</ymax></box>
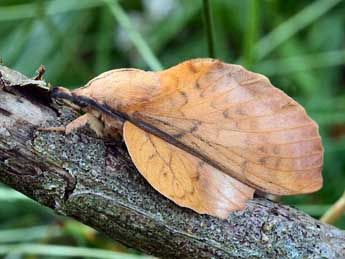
<box><xmin>0</xmin><ymin>0</ymin><xmax>345</xmax><ymax>257</ymax></box>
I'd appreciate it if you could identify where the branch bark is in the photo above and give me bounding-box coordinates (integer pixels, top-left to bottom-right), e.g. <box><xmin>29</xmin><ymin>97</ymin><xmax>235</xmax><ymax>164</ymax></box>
<box><xmin>0</xmin><ymin>66</ymin><xmax>344</xmax><ymax>259</ymax></box>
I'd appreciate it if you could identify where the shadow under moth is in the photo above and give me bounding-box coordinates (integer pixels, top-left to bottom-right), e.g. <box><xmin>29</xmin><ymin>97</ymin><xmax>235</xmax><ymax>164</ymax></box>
<box><xmin>44</xmin><ymin>58</ymin><xmax>323</xmax><ymax>219</ymax></box>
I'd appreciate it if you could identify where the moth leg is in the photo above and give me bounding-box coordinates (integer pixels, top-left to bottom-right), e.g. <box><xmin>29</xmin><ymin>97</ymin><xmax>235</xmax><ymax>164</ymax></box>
<box><xmin>38</xmin><ymin>114</ymin><xmax>89</xmax><ymax>134</ymax></box>
<box><xmin>38</xmin><ymin>113</ymin><xmax>105</xmax><ymax>137</ymax></box>
<box><xmin>37</xmin><ymin>126</ymin><xmax>66</xmax><ymax>132</ymax></box>
<box><xmin>62</xmin><ymin>99</ymin><xmax>83</xmax><ymax>112</ymax></box>
<box><xmin>101</xmin><ymin>113</ymin><xmax>123</xmax><ymax>140</ymax></box>
<box><xmin>65</xmin><ymin>114</ymin><xmax>90</xmax><ymax>134</ymax></box>
<box><xmin>86</xmin><ymin>113</ymin><xmax>105</xmax><ymax>137</ymax></box>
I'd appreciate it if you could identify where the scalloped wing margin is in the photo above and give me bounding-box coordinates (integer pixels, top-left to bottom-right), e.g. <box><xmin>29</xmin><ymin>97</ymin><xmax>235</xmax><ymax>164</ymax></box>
<box><xmin>123</xmin><ymin>121</ymin><xmax>255</xmax><ymax>219</ymax></box>
<box><xmin>131</xmin><ymin>59</ymin><xmax>323</xmax><ymax>195</ymax></box>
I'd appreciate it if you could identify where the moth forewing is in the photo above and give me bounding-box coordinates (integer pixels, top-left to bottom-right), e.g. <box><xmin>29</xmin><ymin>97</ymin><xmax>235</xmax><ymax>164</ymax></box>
<box><xmin>50</xmin><ymin>58</ymin><xmax>324</xmax><ymax>218</ymax></box>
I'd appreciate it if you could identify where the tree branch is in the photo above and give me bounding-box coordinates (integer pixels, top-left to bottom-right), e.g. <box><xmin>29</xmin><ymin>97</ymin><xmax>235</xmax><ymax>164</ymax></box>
<box><xmin>0</xmin><ymin>66</ymin><xmax>344</xmax><ymax>259</ymax></box>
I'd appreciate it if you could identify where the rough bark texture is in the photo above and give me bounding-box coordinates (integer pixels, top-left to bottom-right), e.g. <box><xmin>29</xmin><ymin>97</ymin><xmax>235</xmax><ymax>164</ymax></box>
<box><xmin>0</xmin><ymin>66</ymin><xmax>345</xmax><ymax>259</ymax></box>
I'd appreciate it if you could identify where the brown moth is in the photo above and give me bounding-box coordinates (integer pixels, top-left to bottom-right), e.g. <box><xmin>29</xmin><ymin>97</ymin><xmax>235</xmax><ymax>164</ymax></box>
<box><xmin>46</xmin><ymin>58</ymin><xmax>323</xmax><ymax>219</ymax></box>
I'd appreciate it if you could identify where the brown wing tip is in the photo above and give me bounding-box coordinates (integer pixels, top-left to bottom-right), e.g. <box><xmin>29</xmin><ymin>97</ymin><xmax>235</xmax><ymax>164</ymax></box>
<box><xmin>207</xmin><ymin>186</ymin><xmax>255</xmax><ymax>220</ymax></box>
<box><xmin>197</xmin><ymin>201</ymin><xmax>249</xmax><ymax>220</ymax></box>
<box><xmin>300</xmin><ymin>171</ymin><xmax>324</xmax><ymax>194</ymax></box>
<box><xmin>275</xmin><ymin>168</ymin><xmax>324</xmax><ymax>196</ymax></box>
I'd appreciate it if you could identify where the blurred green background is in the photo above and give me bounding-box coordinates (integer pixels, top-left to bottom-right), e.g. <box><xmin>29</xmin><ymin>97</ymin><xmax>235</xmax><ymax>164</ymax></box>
<box><xmin>1</xmin><ymin>0</ymin><xmax>345</xmax><ymax>258</ymax></box>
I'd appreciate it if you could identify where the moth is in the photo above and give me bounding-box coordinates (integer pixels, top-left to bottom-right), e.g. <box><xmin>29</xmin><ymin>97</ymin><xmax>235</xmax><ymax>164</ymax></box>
<box><xmin>45</xmin><ymin>59</ymin><xmax>323</xmax><ymax>219</ymax></box>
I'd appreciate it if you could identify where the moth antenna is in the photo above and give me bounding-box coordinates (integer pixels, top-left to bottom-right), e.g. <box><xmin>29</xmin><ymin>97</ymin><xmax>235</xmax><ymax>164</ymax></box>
<box><xmin>50</xmin><ymin>86</ymin><xmax>72</xmax><ymax>99</ymax></box>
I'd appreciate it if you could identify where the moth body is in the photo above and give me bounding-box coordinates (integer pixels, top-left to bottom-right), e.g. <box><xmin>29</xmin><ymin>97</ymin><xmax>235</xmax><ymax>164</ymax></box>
<box><xmin>50</xmin><ymin>59</ymin><xmax>323</xmax><ymax>219</ymax></box>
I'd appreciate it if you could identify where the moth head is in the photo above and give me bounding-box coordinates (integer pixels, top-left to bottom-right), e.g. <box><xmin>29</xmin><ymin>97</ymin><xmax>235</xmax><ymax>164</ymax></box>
<box><xmin>70</xmin><ymin>69</ymin><xmax>160</xmax><ymax>113</ymax></box>
<box><xmin>50</xmin><ymin>69</ymin><xmax>160</xmax><ymax>117</ymax></box>
<box><xmin>50</xmin><ymin>86</ymin><xmax>90</xmax><ymax>109</ymax></box>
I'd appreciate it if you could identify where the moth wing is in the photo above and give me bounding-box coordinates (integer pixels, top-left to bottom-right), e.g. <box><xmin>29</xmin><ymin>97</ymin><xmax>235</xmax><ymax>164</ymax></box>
<box><xmin>132</xmin><ymin>59</ymin><xmax>323</xmax><ymax>195</ymax></box>
<box><xmin>123</xmin><ymin>121</ymin><xmax>255</xmax><ymax>219</ymax></box>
